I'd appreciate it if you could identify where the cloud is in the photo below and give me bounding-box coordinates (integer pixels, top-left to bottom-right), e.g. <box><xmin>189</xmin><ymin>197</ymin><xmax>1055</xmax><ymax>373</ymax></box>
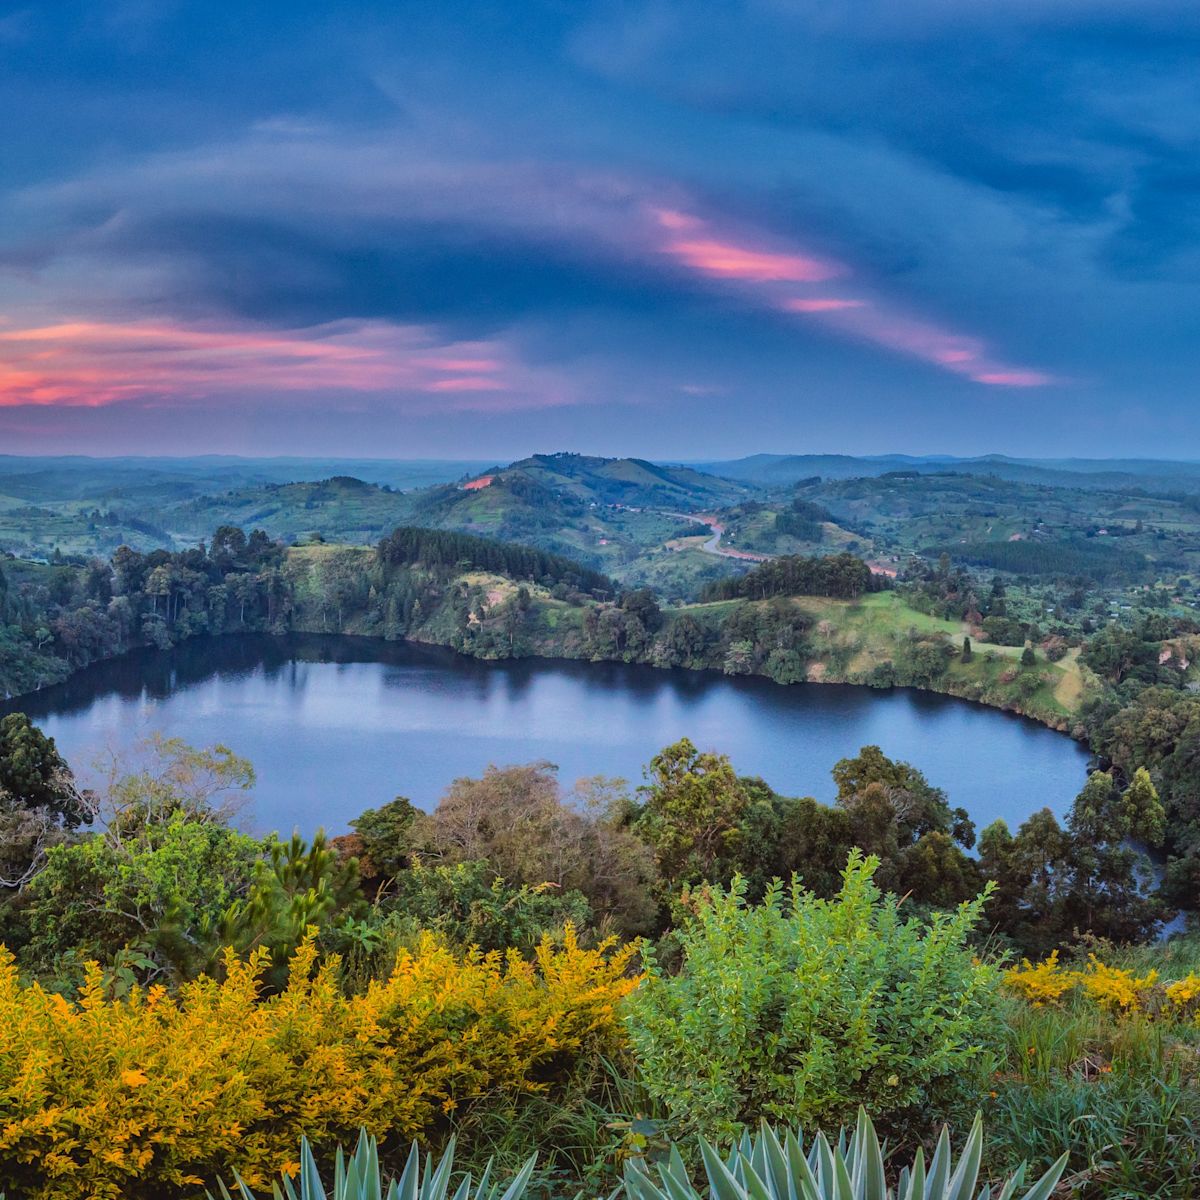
<box><xmin>0</xmin><ymin>317</ymin><xmax>573</xmax><ymax>412</ymax></box>
<box><xmin>5</xmin><ymin>0</ymin><xmax>1200</xmax><ymax>455</ymax></box>
<box><xmin>649</xmin><ymin>205</ymin><xmax>1051</xmax><ymax>386</ymax></box>
<box><xmin>0</xmin><ymin>121</ymin><xmax>1054</xmax><ymax>407</ymax></box>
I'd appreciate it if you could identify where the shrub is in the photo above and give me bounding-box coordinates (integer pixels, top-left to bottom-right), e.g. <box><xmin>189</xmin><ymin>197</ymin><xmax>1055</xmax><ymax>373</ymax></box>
<box><xmin>1002</xmin><ymin>950</ymin><xmax>1079</xmax><ymax>1006</ymax></box>
<box><xmin>625</xmin><ymin>852</ymin><xmax>1002</xmax><ymax>1143</ymax></box>
<box><xmin>1004</xmin><ymin>951</ymin><xmax>1197</xmax><ymax>1019</ymax></box>
<box><xmin>381</xmin><ymin>859</ymin><xmax>594</xmax><ymax>954</ymax></box>
<box><xmin>1079</xmin><ymin>957</ymin><xmax>1160</xmax><ymax>1013</ymax></box>
<box><xmin>0</xmin><ymin>927</ymin><xmax>638</xmax><ymax>1199</ymax></box>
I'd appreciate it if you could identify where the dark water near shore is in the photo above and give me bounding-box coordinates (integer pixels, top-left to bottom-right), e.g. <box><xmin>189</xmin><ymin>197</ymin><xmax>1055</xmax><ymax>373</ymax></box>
<box><xmin>3</xmin><ymin>635</ymin><xmax>1090</xmax><ymax>836</ymax></box>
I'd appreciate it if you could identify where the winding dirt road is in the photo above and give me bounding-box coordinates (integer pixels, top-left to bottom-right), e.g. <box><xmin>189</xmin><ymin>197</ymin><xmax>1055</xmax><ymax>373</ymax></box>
<box><xmin>671</xmin><ymin>513</ymin><xmax>772</xmax><ymax>562</ymax></box>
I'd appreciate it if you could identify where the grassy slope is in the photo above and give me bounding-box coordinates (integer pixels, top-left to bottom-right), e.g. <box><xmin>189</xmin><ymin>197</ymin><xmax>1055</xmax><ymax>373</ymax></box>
<box><xmin>677</xmin><ymin>591</ymin><xmax>1092</xmax><ymax>728</ymax></box>
<box><xmin>286</xmin><ymin>545</ymin><xmax>1091</xmax><ymax>730</ymax></box>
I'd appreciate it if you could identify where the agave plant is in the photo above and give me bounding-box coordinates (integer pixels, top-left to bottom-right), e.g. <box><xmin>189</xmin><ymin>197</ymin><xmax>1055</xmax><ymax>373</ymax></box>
<box><xmin>210</xmin><ymin>1132</ymin><xmax>537</xmax><ymax>1200</ymax></box>
<box><xmin>621</xmin><ymin>1110</ymin><xmax>1067</xmax><ymax>1200</ymax></box>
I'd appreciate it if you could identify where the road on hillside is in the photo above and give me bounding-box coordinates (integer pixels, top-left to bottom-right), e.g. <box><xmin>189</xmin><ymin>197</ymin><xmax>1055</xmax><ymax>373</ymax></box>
<box><xmin>668</xmin><ymin>513</ymin><xmax>772</xmax><ymax>561</ymax></box>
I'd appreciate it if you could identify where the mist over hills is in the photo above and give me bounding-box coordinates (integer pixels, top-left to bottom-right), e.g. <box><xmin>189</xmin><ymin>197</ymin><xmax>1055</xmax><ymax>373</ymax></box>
<box><xmin>0</xmin><ymin>456</ymin><xmax>493</xmax><ymax>502</ymax></box>
<box><xmin>695</xmin><ymin>453</ymin><xmax>1200</xmax><ymax>492</ymax></box>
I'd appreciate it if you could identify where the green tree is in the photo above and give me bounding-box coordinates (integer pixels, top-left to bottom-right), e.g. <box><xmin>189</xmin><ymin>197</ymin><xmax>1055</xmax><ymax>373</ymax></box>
<box><xmin>1063</xmin><ymin>768</ymin><xmax>1165</xmax><ymax>941</ymax></box>
<box><xmin>0</xmin><ymin>713</ymin><xmax>87</xmax><ymax>827</ymax></box>
<box><xmin>382</xmin><ymin>859</ymin><xmax>591</xmax><ymax>955</ymax></box>
<box><xmin>832</xmin><ymin>745</ymin><xmax>972</xmax><ymax>847</ymax></box>
<box><xmin>636</xmin><ymin>739</ymin><xmax>751</xmax><ymax>893</ymax></box>
<box><xmin>17</xmin><ymin>813</ymin><xmax>260</xmax><ymax>983</ymax></box>
<box><xmin>220</xmin><ymin>830</ymin><xmax>362</xmax><ymax>982</ymax></box>
<box><xmin>348</xmin><ymin>797</ymin><xmax>419</xmax><ymax>882</ymax></box>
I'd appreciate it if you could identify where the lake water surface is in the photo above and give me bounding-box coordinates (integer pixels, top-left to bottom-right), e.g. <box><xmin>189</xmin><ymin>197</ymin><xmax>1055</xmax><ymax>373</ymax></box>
<box><xmin>3</xmin><ymin>635</ymin><xmax>1091</xmax><ymax>836</ymax></box>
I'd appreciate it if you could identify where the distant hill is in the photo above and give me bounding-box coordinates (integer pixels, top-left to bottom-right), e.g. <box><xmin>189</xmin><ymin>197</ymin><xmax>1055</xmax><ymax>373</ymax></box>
<box><xmin>503</xmin><ymin>452</ymin><xmax>750</xmax><ymax>508</ymax></box>
<box><xmin>0</xmin><ymin>456</ymin><xmax>492</xmax><ymax>503</ymax></box>
<box><xmin>166</xmin><ymin>476</ymin><xmax>422</xmax><ymax>543</ymax></box>
<box><xmin>694</xmin><ymin>453</ymin><xmax>1200</xmax><ymax>493</ymax></box>
<box><xmin>159</xmin><ymin>454</ymin><xmax>753</xmax><ymax>588</ymax></box>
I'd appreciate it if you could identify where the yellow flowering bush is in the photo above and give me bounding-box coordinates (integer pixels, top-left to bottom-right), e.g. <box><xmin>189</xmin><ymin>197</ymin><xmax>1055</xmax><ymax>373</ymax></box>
<box><xmin>1165</xmin><ymin>971</ymin><xmax>1200</xmax><ymax>1019</ymax></box>
<box><xmin>1077</xmin><ymin>955</ymin><xmax>1158</xmax><ymax>1013</ymax></box>
<box><xmin>0</xmin><ymin>927</ymin><xmax>639</xmax><ymax>1200</ymax></box>
<box><xmin>1002</xmin><ymin>950</ymin><xmax>1079</xmax><ymax>1006</ymax></box>
<box><xmin>1003</xmin><ymin>951</ymin><xmax>1200</xmax><ymax>1019</ymax></box>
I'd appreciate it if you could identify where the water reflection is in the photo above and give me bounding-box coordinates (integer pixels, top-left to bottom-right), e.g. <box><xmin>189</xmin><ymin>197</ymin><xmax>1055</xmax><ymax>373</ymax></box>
<box><xmin>2</xmin><ymin>634</ymin><xmax>1090</xmax><ymax>837</ymax></box>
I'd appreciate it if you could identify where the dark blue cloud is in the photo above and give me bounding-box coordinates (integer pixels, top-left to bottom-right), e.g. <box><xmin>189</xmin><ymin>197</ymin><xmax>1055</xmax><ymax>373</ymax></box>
<box><xmin>1</xmin><ymin>0</ymin><xmax>1198</xmax><ymax>456</ymax></box>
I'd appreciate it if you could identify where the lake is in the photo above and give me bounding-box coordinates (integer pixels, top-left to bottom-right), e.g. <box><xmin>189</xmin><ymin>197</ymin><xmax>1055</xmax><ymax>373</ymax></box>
<box><xmin>3</xmin><ymin>634</ymin><xmax>1091</xmax><ymax>836</ymax></box>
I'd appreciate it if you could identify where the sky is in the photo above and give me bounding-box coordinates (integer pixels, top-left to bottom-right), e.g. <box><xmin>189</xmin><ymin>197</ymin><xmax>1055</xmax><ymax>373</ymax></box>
<box><xmin>1</xmin><ymin>0</ymin><xmax>1198</xmax><ymax>460</ymax></box>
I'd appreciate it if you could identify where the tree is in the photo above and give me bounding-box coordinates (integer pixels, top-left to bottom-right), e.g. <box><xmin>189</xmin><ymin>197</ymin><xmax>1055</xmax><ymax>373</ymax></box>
<box><xmin>219</xmin><ymin>830</ymin><xmax>362</xmax><ymax>983</ymax></box>
<box><xmin>1021</xmin><ymin>645</ymin><xmax>1037</xmax><ymax>667</ymax></box>
<box><xmin>383</xmin><ymin>859</ymin><xmax>592</xmax><ymax>955</ymax></box>
<box><xmin>636</xmin><ymin>738</ymin><xmax>751</xmax><ymax>893</ymax></box>
<box><xmin>977</xmin><ymin>808</ymin><xmax>1074</xmax><ymax>954</ymax></box>
<box><xmin>1057</xmin><ymin>769</ymin><xmax>1163</xmax><ymax>941</ymax></box>
<box><xmin>209</xmin><ymin>525</ymin><xmax>248</xmax><ymax>569</ymax></box>
<box><xmin>348</xmin><ymin>796</ymin><xmax>419</xmax><ymax>881</ymax></box>
<box><xmin>961</xmin><ymin>636</ymin><xmax>972</xmax><ymax>662</ymax></box>
<box><xmin>831</xmin><ymin>745</ymin><xmax>977</xmax><ymax>906</ymax></box>
<box><xmin>96</xmin><ymin>735</ymin><xmax>255</xmax><ymax>835</ymax></box>
<box><xmin>17</xmin><ymin>811</ymin><xmax>260</xmax><ymax>983</ymax></box>
<box><xmin>0</xmin><ymin>800</ymin><xmax>73</xmax><ymax>890</ymax></box>
<box><xmin>418</xmin><ymin>763</ymin><xmax>658</xmax><ymax>935</ymax></box>
<box><xmin>619</xmin><ymin>587</ymin><xmax>661</xmax><ymax>630</ymax></box>
<box><xmin>770</xmin><ymin>794</ymin><xmax>855</xmax><ymax>897</ymax></box>
<box><xmin>898</xmin><ymin>830</ymin><xmax>983</xmax><ymax>909</ymax></box>
<box><xmin>832</xmin><ymin>745</ymin><xmax>972</xmax><ymax>847</ymax></box>
<box><xmin>0</xmin><ymin>713</ymin><xmax>88</xmax><ymax>827</ymax></box>
<box><xmin>1080</xmin><ymin>623</ymin><xmax>1159</xmax><ymax>685</ymax></box>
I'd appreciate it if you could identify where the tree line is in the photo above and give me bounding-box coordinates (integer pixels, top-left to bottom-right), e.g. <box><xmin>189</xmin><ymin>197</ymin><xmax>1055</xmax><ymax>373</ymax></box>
<box><xmin>376</xmin><ymin>527</ymin><xmax>612</xmax><ymax>594</ymax></box>
<box><xmin>701</xmin><ymin>551</ymin><xmax>877</xmax><ymax>601</ymax></box>
<box><xmin>0</xmin><ymin>720</ymin><xmax>1172</xmax><ymax>998</ymax></box>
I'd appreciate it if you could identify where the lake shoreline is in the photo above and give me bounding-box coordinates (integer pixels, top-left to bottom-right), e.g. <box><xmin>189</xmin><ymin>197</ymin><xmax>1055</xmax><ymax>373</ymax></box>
<box><xmin>2</xmin><ymin>629</ymin><xmax>1093</xmax><ymax>839</ymax></box>
<box><xmin>4</xmin><ymin>623</ymin><xmax>1087</xmax><ymax>744</ymax></box>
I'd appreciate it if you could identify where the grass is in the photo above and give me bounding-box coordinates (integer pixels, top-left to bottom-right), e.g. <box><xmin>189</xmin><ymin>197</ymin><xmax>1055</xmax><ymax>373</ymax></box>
<box><xmin>985</xmin><ymin>974</ymin><xmax>1200</xmax><ymax>1199</ymax></box>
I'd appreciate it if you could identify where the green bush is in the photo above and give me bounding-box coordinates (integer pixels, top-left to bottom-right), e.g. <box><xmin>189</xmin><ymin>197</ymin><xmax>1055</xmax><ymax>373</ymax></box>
<box><xmin>384</xmin><ymin>859</ymin><xmax>593</xmax><ymax>954</ymax></box>
<box><xmin>625</xmin><ymin>852</ymin><xmax>1002</xmax><ymax>1142</ymax></box>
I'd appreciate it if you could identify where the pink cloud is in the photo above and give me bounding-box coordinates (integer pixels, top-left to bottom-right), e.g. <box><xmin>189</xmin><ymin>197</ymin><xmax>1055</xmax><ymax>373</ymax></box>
<box><xmin>425</xmin><ymin>377</ymin><xmax>508</xmax><ymax>392</ymax></box>
<box><xmin>783</xmin><ymin>298</ymin><xmax>867</xmax><ymax>313</ymax></box>
<box><xmin>653</xmin><ymin>207</ymin><xmax>703</xmax><ymax>232</ymax></box>
<box><xmin>651</xmin><ymin>203</ymin><xmax>1051</xmax><ymax>388</ymax></box>
<box><xmin>664</xmin><ymin>237</ymin><xmax>840</xmax><ymax>283</ymax></box>
<box><xmin>818</xmin><ymin>309</ymin><xmax>1052</xmax><ymax>387</ymax></box>
<box><xmin>971</xmin><ymin>370</ymin><xmax>1052</xmax><ymax>387</ymax></box>
<box><xmin>0</xmin><ymin>318</ymin><xmax>576</xmax><ymax>411</ymax></box>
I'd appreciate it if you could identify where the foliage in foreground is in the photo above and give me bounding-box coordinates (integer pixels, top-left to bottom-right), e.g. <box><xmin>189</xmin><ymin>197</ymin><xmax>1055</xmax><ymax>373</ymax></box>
<box><xmin>212</xmin><ymin>1111</ymin><xmax>1066</xmax><ymax>1200</ymax></box>
<box><xmin>211</xmin><ymin>1131</ymin><xmax>536</xmax><ymax>1200</ymax></box>
<box><xmin>625</xmin><ymin>1110</ymin><xmax>1065</xmax><ymax>1200</ymax></box>
<box><xmin>625</xmin><ymin>853</ymin><xmax>1002</xmax><ymax>1143</ymax></box>
<box><xmin>990</xmin><ymin>985</ymin><xmax>1200</xmax><ymax>1199</ymax></box>
<box><xmin>0</xmin><ymin>929</ymin><xmax>636</xmax><ymax>1200</ymax></box>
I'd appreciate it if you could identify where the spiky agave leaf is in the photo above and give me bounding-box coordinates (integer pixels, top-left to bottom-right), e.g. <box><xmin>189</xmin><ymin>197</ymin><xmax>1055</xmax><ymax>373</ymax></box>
<box><xmin>208</xmin><ymin>1131</ymin><xmax>536</xmax><ymax>1200</ymax></box>
<box><xmin>621</xmin><ymin>1109</ymin><xmax>1067</xmax><ymax>1200</ymax></box>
